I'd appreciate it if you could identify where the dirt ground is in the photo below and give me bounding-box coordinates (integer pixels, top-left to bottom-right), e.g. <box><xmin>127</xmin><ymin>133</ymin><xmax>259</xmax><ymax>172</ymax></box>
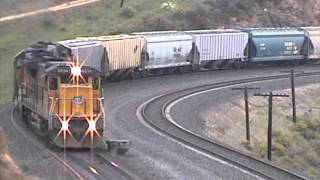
<box><xmin>0</xmin><ymin>127</ymin><xmax>25</xmax><ymax>180</ymax></box>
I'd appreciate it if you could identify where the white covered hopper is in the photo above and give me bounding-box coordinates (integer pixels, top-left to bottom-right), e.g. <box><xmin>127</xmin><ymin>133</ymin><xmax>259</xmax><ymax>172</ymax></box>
<box><xmin>186</xmin><ymin>29</ymin><xmax>248</xmax><ymax>65</ymax></box>
<box><xmin>133</xmin><ymin>31</ymin><xmax>193</xmax><ymax>69</ymax></box>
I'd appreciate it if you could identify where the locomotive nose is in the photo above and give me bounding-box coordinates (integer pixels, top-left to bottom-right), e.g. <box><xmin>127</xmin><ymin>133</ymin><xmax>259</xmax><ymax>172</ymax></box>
<box><xmin>73</xmin><ymin>96</ymin><xmax>84</xmax><ymax>115</ymax></box>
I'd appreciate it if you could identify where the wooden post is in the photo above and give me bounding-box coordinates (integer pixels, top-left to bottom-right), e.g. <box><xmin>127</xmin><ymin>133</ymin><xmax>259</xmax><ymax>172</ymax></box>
<box><xmin>232</xmin><ymin>86</ymin><xmax>260</xmax><ymax>142</ymax></box>
<box><xmin>254</xmin><ymin>92</ymin><xmax>289</xmax><ymax>160</ymax></box>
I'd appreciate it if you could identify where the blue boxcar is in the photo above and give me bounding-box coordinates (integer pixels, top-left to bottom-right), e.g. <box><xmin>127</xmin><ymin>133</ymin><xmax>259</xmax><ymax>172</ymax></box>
<box><xmin>244</xmin><ymin>28</ymin><xmax>307</xmax><ymax>62</ymax></box>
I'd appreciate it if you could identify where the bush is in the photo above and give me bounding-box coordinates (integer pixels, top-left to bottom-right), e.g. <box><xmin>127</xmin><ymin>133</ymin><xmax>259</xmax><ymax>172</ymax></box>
<box><xmin>252</xmin><ymin>142</ymin><xmax>267</xmax><ymax>158</ymax></box>
<box><xmin>120</xmin><ymin>6</ymin><xmax>136</xmax><ymax>18</ymax></box>
<box><xmin>272</xmin><ymin>142</ymin><xmax>286</xmax><ymax>156</ymax></box>
<box><xmin>301</xmin><ymin>129</ymin><xmax>317</xmax><ymax>140</ymax></box>
<box><xmin>142</xmin><ymin>15</ymin><xmax>176</xmax><ymax>31</ymax></box>
<box><xmin>241</xmin><ymin>141</ymin><xmax>253</xmax><ymax>150</ymax></box>
<box><xmin>273</xmin><ymin>130</ymin><xmax>291</xmax><ymax>148</ymax></box>
<box><xmin>40</xmin><ymin>13</ymin><xmax>56</xmax><ymax>29</ymax></box>
<box><xmin>294</xmin><ymin>121</ymin><xmax>308</xmax><ymax>132</ymax></box>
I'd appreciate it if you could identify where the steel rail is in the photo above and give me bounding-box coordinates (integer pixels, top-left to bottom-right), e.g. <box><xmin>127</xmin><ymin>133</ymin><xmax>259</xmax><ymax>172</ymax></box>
<box><xmin>95</xmin><ymin>153</ymin><xmax>136</xmax><ymax>180</ymax></box>
<box><xmin>140</xmin><ymin>72</ymin><xmax>320</xmax><ymax>180</ymax></box>
<box><xmin>10</xmin><ymin>107</ymin><xmax>86</xmax><ymax>180</ymax></box>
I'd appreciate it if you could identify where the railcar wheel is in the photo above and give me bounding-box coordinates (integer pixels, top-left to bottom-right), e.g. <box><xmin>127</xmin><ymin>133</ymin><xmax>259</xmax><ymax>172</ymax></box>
<box><xmin>192</xmin><ymin>64</ymin><xmax>200</xmax><ymax>72</ymax></box>
<box><xmin>21</xmin><ymin>106</ymin><xmax>30</xmax><ymax>124</ymax></box>
<box><xmin>140</xmin><ymin>70</ymin><xmax>148</xmax><ymax>78</ymax></box>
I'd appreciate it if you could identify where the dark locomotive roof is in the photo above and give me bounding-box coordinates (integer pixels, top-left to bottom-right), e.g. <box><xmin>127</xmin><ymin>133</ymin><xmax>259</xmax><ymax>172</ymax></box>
<box><xmin>14</xmin><ymin>41</ymin><xmax>70</xmax><ymax>64</ymax></box>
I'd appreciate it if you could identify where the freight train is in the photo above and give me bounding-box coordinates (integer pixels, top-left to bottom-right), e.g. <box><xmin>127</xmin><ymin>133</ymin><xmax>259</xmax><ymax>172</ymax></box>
<box><xmin>13</xmin><ymin>27</ymin><xmax>320</xmax><ymax>148</ymax></box>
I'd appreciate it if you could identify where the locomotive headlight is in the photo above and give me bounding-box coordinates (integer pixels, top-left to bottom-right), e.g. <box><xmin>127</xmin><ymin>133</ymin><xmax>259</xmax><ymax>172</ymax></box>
<box><xmin>61</xmin><ymin>121</ymin><xmax>69</xmax><ymax>131</ymax></box>
<box><xmin>71</xmin><ymin>66</ymin><xmax>81</xmax><ymax>76</ymax></box>
<box><xmin>88</xmin><ymin>121</ymin><xmax>96</xmax><ymax>131</ymax></box>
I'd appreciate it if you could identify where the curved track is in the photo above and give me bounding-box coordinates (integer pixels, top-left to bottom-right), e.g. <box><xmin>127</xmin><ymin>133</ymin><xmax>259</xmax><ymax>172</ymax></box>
<box><xmin>138</xmin><ymin>73</ymin><xmax>320</xmax><ymax>180</ymax></box>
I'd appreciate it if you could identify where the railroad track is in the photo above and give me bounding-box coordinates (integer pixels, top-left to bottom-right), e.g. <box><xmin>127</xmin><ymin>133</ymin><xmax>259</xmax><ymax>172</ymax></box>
<box><xmin>11</xmin><ymin>107</ymin><xmax>136</xmax><ymax>180</ymax></box>
<box><xmin>95</xmin><ymin>153</ymin><xmax>136</xmax><ymax>180</ymax></box>
<box><xmin>10</xmin><ymin>107</ymin><xmax>86</xmax><ymax>180</ymax></box>
<box><xmin>138</xmin><ymin>72</ymin><xmax>320</xmax><ymax>180</ymax></box>
<box><xmin>64</xmin><ymin>152</ymin><xmax>136</xmax><ymax>180</ymax></box>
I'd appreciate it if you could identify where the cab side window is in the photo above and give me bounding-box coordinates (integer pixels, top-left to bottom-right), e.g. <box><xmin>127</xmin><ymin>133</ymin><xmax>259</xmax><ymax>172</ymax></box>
<box><xmin>49</xmin><ymin>78</ymin><xmax>58</xmax><ymax>90</ymax></box>
<box><xmin>93</xmin><ymin>78</ymin><xmax>99</xmax><ymax>90</ymax></box>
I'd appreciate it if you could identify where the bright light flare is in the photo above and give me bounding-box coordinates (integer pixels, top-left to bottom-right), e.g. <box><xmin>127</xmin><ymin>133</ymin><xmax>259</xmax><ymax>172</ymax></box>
<box><xmin>52</xmin><ymin>114</ymin><xmax>79</xmax><ymax>147</ymax></box>
<box><xmin>66</xmin><ymin>49</ymin><xmax>94</xmax><ymax>85</ymax></box>
<box><xmin>71</xmin><ymin>66</ymin><xmax>82</xmax><ymax>76</ymax></box>
<box><xmin>61</xmin><ymin>120</ymin><xmax>69</xmax><ymax>131</ymax></box>
<box><xmin>88</xmin><ymin>120</ymin><xmax>96</xmax><ymax>131</ymax></box>
<box><xmin>110</xmin><ymin>161</ymin><xmax>119</xmax><ymax>168</ymax></box>
<box><xmin>89</xmin><ymin>166</ymin><xmax>99</xmax><ymax>175</ymax></box>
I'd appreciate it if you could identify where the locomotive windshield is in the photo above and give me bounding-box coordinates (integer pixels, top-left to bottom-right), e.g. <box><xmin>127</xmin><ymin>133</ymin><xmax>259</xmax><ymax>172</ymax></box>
<box><xmin>60</xmin><ymin>75</ymin><xmax>89</xmax><ymax>84</ymax></box>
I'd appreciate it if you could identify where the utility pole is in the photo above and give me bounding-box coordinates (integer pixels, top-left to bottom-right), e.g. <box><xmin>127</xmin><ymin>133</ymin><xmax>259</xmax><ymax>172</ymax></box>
<box><xmin>120</xmin><ymin>0</ymin><xmax>125</xmax><ymax>8</ymax></box>
<box><xmin>280</xmin><ymin>69</ymin><xmax>304</xmax><ymax>123</ymax></box>
<box><xmin>254</xmin><ymin>92</ymin><xmax>289</xmax><ymax>160</ymax></box>
<box><xmin>232</xmin><ymin>86</ymin><xmax>260</xmax><ymax>142</ymax></box>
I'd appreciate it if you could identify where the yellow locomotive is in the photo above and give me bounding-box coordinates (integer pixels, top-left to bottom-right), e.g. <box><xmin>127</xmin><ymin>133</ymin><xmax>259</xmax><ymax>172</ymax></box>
<box><xmin>14</xmin><ymin>41</ymin><xmax>106</xmax><ymax>148</ymax></box>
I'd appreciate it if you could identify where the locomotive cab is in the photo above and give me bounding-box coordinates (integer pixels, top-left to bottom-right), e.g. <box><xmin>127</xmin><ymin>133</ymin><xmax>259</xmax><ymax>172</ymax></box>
<box><xmin>46</xmin><ymin>64</ymin><xmax>105</xmax><ymax>148</ymax></box>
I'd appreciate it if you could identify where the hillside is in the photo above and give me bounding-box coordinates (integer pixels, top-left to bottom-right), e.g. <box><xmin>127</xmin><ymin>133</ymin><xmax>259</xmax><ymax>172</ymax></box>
<box><xmin>0</xmin><ymin>0</ymin><xmax>320</xmax><ymax>101</ymax></box>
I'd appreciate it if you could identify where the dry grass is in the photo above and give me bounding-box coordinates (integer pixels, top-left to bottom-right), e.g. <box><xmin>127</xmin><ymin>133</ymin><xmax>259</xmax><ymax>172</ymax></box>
<box><xmin>204</xmin><ymin>84</ymin><xmax>320</xmax><ymax>178</ymax></box>
<box><xmin>0</xmin><ymin>127</ymin><xmax>25</xmax><ymax>180</ymax></box>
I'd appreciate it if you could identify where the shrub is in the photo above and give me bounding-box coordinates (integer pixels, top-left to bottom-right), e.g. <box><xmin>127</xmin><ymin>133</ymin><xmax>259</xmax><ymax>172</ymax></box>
<box><xmin>120</xmin><ymin>6</ymin><xmax>136</xmax><ymax>18</ymax></box>
<box><xmin>294</xmin><ymin>121</ymin><xmax>308</xmax><ymax>132</ymax></box>
<box><xmin>273</xmin><ymin>130</ymin><xmax>291</xmax><ymax>148</ymax></box>
<box><xmin>142</xmin><ymin>15</ymin><xmax>176</xmax><ymax>31</ymax></box>
<box><xmin>253</xmin><ymin>142</ymin><xmax>267</xmax><ymax>158</ymax></box>
<box><xmin>301</xmin><ymin>129</ymin><xmax>317</xmax><ymax>140</ymax></box>
<box><xmin>40</xmin><ymin>13</ymin><xmax>56</xmax><ymax>29</ymax></box>
<box><xmin>241</xmin><ymin>141</ymin><xmax>252</xmax><ymax>150</ymax></box>
<box><xmin>272</xmin><ymin>142</ymin><xmax>286</xmax><ymax>156</ymax></box>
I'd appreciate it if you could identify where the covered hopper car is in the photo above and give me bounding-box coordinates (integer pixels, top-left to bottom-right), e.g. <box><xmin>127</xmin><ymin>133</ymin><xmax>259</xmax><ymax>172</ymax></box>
<box><xmin>243</xmin><ymin>28</ymin><xmax>307</xmax><ymax>63</ymax></box>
